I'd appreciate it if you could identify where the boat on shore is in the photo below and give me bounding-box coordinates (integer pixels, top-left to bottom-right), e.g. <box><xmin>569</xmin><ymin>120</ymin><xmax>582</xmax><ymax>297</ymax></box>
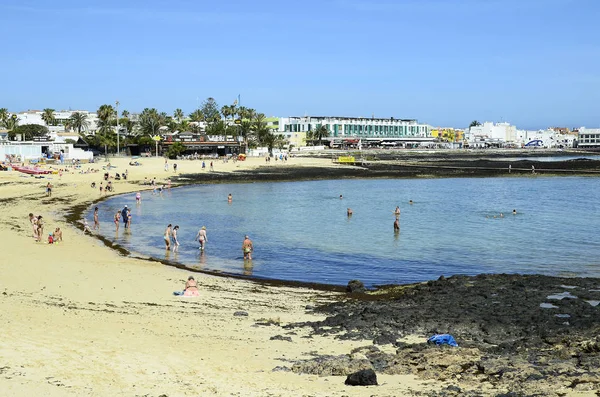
<box><xmin>12</xmin><ymin>165</ymin><xmax>52</xmax><ymax>175</ymax></box>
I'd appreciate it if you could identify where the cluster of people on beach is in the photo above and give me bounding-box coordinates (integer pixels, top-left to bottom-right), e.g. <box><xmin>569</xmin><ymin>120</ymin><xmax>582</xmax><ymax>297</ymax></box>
<box><xmin>29</xmin><ymin>213</ymin><xmax>62</xmax><ymax>244</ymax></box>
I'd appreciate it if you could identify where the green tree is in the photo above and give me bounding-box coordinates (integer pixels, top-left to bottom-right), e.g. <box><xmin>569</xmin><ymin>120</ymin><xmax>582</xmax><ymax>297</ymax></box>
<box><xmin>469</xmin><ymin>120</ymin><xmax>481</xmax><ymax>128</ymax></box>
<box><xmin>179</xmin><ymin>120</ymin><xmax>190</xmax><ymax>133</ymax></box>
<box><xmin>41</xmin><ymin>108</ymin><xmax>56</xmax><ymax>126</ymax></box>
<box><xmin>4</xmin><ymin>114</ymin><xmax>18</xmax><ymax>132</ymax></box>
<box><xmin>200</xmin><ymin>97</ymin><xmax>221</xmax><ymax>122</ymax></box>
<box><xmin>205</xmin><ymin>120</ymin><xmax>227</xmax><ymax>135</ymax></box>
<box><xmin>314</xmin><ymin>125</ymin><xmax>329</xmax><ymax>145</ymax></box>
<box><xmin>173</xmin><ymin>108</ymin><xmax>184</xmax><ymax>123</ymax></box>
<box><xmin>166</xmin><ymin>142</ymin><xmax>186</xmax><ymax>159</ymax></box>
<box><xmin>0</xmin><ymin>108</ymin><xmax>8</xmax><ymax>127</ymax></box>
<box><xmin>70</xmin><ymin>112</ymin><xmax>89</xmax><ymax>134</ymax></box>
<box><xmin>138</xmin><ymin>108</ymin><xmax>164</xmax><ymax>136</ymax></box>
<box><xmin>9</xmin><ymin>124</ymin><xmax>49</xmax><ymax>141</ymax></box>
<box><xmin>97</xmin><ymin>104</ymin><xmax>116</xmax><ymax>130</ymax></box>
<box><xmin>188</xmin><ymin>109</ymin><xmax>204</xmax><ymax>122</ymax></box>
<box><xmin>121</xmin><ymin>110</ymin><xmax>130</xmax><ymax>118</ymax></box>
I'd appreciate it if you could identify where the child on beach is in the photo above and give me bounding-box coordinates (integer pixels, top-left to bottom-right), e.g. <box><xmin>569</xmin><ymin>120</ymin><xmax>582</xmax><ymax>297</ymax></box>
<box><xmin>48</xmin><ymin>233</ymin><xmax>54</xmax><ymax>244</ymax></box>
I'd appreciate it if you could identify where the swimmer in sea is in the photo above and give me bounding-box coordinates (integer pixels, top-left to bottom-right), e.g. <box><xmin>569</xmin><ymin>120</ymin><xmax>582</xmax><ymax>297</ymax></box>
<box><xmin>347</xmin><ymin>208</ymin><xmax>353</xmax><ymax>216</ymax></box>
<box><xmin>512</xmin><ymin>209</ymin><xmax>517</xmax><ymax>215</ymax></box>
<box><xmin>394</xmin><ymin>218</ymin><xmax>400</xmax><ymax>232</ymax></box>
<box><xmin>339</xmin><ymin>194</ymin><xmax>343</xmax><ymax>199</ymax></box>
<box><xmin>93</xmin><ymin>207</ymin><xmax>99</xmax><ymax>230</ymax></box>
<box><xmin>228</xmin><ymin>193</ymin><xmax>232</xmax><ymax>203</ymax></box>
<box><xmin>394</xmin><ymin>206</ymin><xmax>401</xmax><ymax>218</ymax></box>
<box><xmin>409</xmin><ymin>200</ymin><xmax>413</xmax><ymax>205</ymax></box>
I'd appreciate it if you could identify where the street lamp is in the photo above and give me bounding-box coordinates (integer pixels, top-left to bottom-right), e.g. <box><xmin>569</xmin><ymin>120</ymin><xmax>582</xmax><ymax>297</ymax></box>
<box><xmin>116</xmin><ymin>100</ymin><xmax>120</xmax><ymax>156</ymax></box>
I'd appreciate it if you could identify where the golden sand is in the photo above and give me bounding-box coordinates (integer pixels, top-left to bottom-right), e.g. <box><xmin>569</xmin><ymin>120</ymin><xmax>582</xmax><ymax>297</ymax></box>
<box><xmin>0</xmin><ymin>156</ymin><xmax>437</xmax><ymax>396</ymax></box>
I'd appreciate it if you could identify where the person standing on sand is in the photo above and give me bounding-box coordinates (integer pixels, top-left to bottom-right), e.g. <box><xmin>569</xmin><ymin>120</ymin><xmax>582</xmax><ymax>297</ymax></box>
<box><xmin>29</xmin><ymin>213</ymin><xmax>38</xmax><ymax>240</ymax></box>
<box><xmin>210</xmin><ymin>161</ymin><xmax>214</xmax><ymax>171</ymax></box>
<box><xmin>242</xmin><ymin>235</ymin><xmax>253</xmax><ymax>260</ymax></box>
<box><xmin>53</xmin><ymin>227</ymin><xmax>63</xmax><ymax>243</ymax></box>
<box><xmin>36</xmin><ymin>215</ymin><xmax>44</xmax><ymax>241</ymax></box>
<box><xmin>164</xmin><ymin>224</ymin><xmax>172</xmax><ymax>250</ymax></box>
<box><xmin>164</xmin><ymin>158</ymin><xmax>169</xmax><ymax>172</ymax></box>
<box><xmin>93</xmin><ymin>207</ymin><xmax>99</xmax><ymax>230</ymax></box>
<box><xmin>46</xmin><ymin>182</ymin><xmax>52</xmax><ymax>197</ymax></box>
<box><xmin>195</xmin><ymin>226</ymin><xmax>208</xmax><ymax>251</ymax></box>
<box><xmin>171</xmin><ymin>225</ymin><xmax>180</xmax><ymax>252</ymax></box>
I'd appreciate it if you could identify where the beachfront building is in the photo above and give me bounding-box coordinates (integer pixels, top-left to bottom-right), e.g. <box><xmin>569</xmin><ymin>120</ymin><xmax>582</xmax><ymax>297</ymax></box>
<box><xmin>576</xmin><ymin>127</ymin><xmax>600</xmax><ymax>149</ymax></box>
<box><xmin>515</xmin><ymin>129</ymin><xmax>577</xmax><ymax>148</ymax></box>
<box><xmin>279</xmin><ymin>116</ymin><xmax>432</xmax><ymax>143</ymax></box>
<box><xmin>467</xmin><ymin>122</ymin><xmax>518</xmax><ymax>144</ymax></box>
<box><xmin>16</xmin><ymin>110</ymin><xmax>100</xmax><ymax>136</ymax></box>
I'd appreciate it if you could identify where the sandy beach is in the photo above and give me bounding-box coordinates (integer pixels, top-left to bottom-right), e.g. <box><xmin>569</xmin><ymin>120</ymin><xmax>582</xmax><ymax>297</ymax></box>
<box><xmin>0</xmin><ymin>156</ymin><xmax>437</xmax><ymax>396</ymax></box>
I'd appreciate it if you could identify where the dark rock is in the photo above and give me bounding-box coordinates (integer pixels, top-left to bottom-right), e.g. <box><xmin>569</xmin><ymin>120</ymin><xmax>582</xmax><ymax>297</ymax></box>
<box><xmin>270</xmin><ymin>335</ymin><xmax>292</xmax><ymax>342</ymax></box>
<box><xmin>346</xmin><ymin>280</ymin><xmax>366</xmax><ymax>293</ymax></box>
<box><xmin>233</xmin><ymin>311</ymin><xmax>248</xmax><ymax>317</ymax></box>
<box><xmin>292</xmin><ymin>354</ymin><xmax>373</xmax><ymax>376</ymax></box>
<box><xmin>272</xmin><ymin>366</ymin><xmax>291</xmax><ymax>372</ymax></box>
<box><xmin>344</xmin><ymin>369</ymin><xmax>378</xmax><ymax>386</ymax></box>
<box><xmin>373</xmin><ymin>332</ymin><xmax>397</xmax><ymax>346</ymax></box>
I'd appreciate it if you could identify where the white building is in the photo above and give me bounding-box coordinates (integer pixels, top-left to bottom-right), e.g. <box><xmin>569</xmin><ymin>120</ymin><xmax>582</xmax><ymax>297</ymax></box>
<box><xmin>515</xmin><ymin>129</ymin><xmax>577</xmax><ymax>148</ymax></box>
<box><xmin>279</xmin><ymin>116</ymin><xmax>432</xmax><ymax>141</ymax></box>
<box><xmin>467</xmin><ymin>122</ymin><xmax>517</xmax><ymax>143</ymax></box>
<box><xmin>576</xmin><ymin>127</ymin><xmax>600</xmax><ymax>149</ymax></box>
<box><xmin>16</xmin><ymin>110</ymin><xmax>100</xmax><ymax>136</ymax></box>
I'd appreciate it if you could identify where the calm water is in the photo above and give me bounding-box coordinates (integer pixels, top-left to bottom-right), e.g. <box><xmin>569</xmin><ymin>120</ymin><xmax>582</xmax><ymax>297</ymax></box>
<box><xmin>91</xmin><ymin>177</ymin><xmax>600</xmax><ymax>287</ymax></box>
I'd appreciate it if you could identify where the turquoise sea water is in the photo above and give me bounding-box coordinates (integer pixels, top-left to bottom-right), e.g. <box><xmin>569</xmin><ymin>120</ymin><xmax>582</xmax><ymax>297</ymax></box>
<box><xmin>92</xmin><ymin>177</ymin><xmax>600</xmax><ymax>287</ymax></box>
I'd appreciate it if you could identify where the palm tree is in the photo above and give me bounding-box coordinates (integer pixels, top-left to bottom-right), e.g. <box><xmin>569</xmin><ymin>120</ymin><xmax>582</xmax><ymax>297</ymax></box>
<box><xmin>4</xmin><ymin>114</ymin><xmax>18</xmax><ymax>131</ymax></box>
<box><xmin>0</xmin><ymin>108</ymin><xmax>9</xmax><ymax>127</ymax></box>
<box><xmin>70</xmin><ymin>112</ymin><xmax>89</xmax><ymax>134</ymax></box>
<box><xmin>469</xmin><ymin>120</ymin><xmax>481</xmax><ymax>128</ymax></box>
<box><xmin>179</xmin><ymin>120</ymin><xmax>190</xmax><ymax>133</ymax></box>
<box><xmin>189</xmin><ymin>109</ymin><xmax>204</xmax><ymax>123</ymax></box>
<box><xmin>173</xmin><ymin>108</ymin><xmax>184</xmax><ymax>123</ymax></box>
<box><xmin>41</xmin><ymin>108</ymin><xmax>56</xmax><ymax>126</ymax></box>
<box><xmin>314</xmin><ymin>125</ymin><xmax>329</xmax><ymax>146</ymax></box>
<box><xmin>121</xmin><ymin>110</ymin><xmax>130</xmax><ymax>118</ymax></box>
<box><xmin>138</xmin><ymin>108</ymin><xmax>164</xmax><ymax>136</ymax></box>
<box><xmin>97</xmin><ymin>104</ymin><xmax>116</xmax><ymax>129</ymax></box>
<box><xmin>221</xmin><ymin>105</ymin><xmax>231</xmax><ymax>121</ymax></box>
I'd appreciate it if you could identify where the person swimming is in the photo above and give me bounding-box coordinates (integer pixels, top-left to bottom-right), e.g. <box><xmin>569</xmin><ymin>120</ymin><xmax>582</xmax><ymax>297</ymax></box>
<box><xmin>512</xmin><ymin>209</ymin><xmax>517</xmax><ymax>215</ymax></box>
<box><xmin>394</xmin><ymin>218</ymin><xmax>400</xmax><ymax>232</ymax></box>
<box><xmin>347</xmin><ymin>208</ymin><xmax>353</xmax><ymax>216</ymax></box>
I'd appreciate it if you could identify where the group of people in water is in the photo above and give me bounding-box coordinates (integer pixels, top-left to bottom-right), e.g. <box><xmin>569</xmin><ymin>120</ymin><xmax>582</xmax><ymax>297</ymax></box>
<box><xmin>29</xmin><ymin>213</ymin><xmax>62</xmax><ymax>244</ymax></box>
<box><xmin>345</xmin><ymin>198</ymin><xmax>410</xmax><ymax>232</ymax></box>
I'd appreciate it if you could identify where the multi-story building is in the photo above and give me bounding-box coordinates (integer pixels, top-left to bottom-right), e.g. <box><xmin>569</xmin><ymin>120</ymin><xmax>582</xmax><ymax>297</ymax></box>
<box><xmin>577</xmin><ymin>127</ymin><xmax>600</xmax><ymax>148</ymax></box>
<box><xmin>279</xmin><ymin>116</ymin><xmax>432</xmax><ymax>141</ymax></box>
<box><xmin>467</xmin><ymin>122</ymin><xmax>517</xmax><ymax>143</ymax></box>
<box><xmin>16</xmin><ymin>110</ymin><xmax>100</xmax><ymax>135</ymax></box>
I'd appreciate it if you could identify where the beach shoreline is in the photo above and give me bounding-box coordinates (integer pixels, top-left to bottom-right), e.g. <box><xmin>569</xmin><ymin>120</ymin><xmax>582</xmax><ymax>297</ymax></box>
<box><xmin>1</xmin><ymin>153</ymin><xmax>599</xmax><ymax>396</ymax></box>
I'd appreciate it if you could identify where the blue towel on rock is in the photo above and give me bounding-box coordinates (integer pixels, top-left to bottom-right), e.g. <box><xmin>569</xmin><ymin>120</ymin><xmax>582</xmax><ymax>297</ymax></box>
<box><xmin>427</xmin><ymin>334</ymin><xmax>458</xmax><ymax>347</ymax></box>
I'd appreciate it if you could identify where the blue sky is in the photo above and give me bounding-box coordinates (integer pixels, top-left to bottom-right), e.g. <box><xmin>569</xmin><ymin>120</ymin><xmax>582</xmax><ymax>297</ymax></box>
<box><xmin>1</xmin><ymin>0</ymin><xmax>599</xmax><ymax>129</ymax></box>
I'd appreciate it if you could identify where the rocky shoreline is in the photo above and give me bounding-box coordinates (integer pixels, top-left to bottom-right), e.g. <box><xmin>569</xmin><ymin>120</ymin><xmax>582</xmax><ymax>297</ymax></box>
<box><xmin>277</xmin><ymin>274</ymin><xmax>600</xmax><ymax>396</ymax></box>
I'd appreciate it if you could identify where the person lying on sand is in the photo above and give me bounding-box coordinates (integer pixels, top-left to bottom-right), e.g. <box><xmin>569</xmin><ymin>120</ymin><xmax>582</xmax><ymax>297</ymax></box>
<box><xmin>184</xmin><ymin>276</ymin><xmax>199</xmax><ymax>297</ymax></box>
